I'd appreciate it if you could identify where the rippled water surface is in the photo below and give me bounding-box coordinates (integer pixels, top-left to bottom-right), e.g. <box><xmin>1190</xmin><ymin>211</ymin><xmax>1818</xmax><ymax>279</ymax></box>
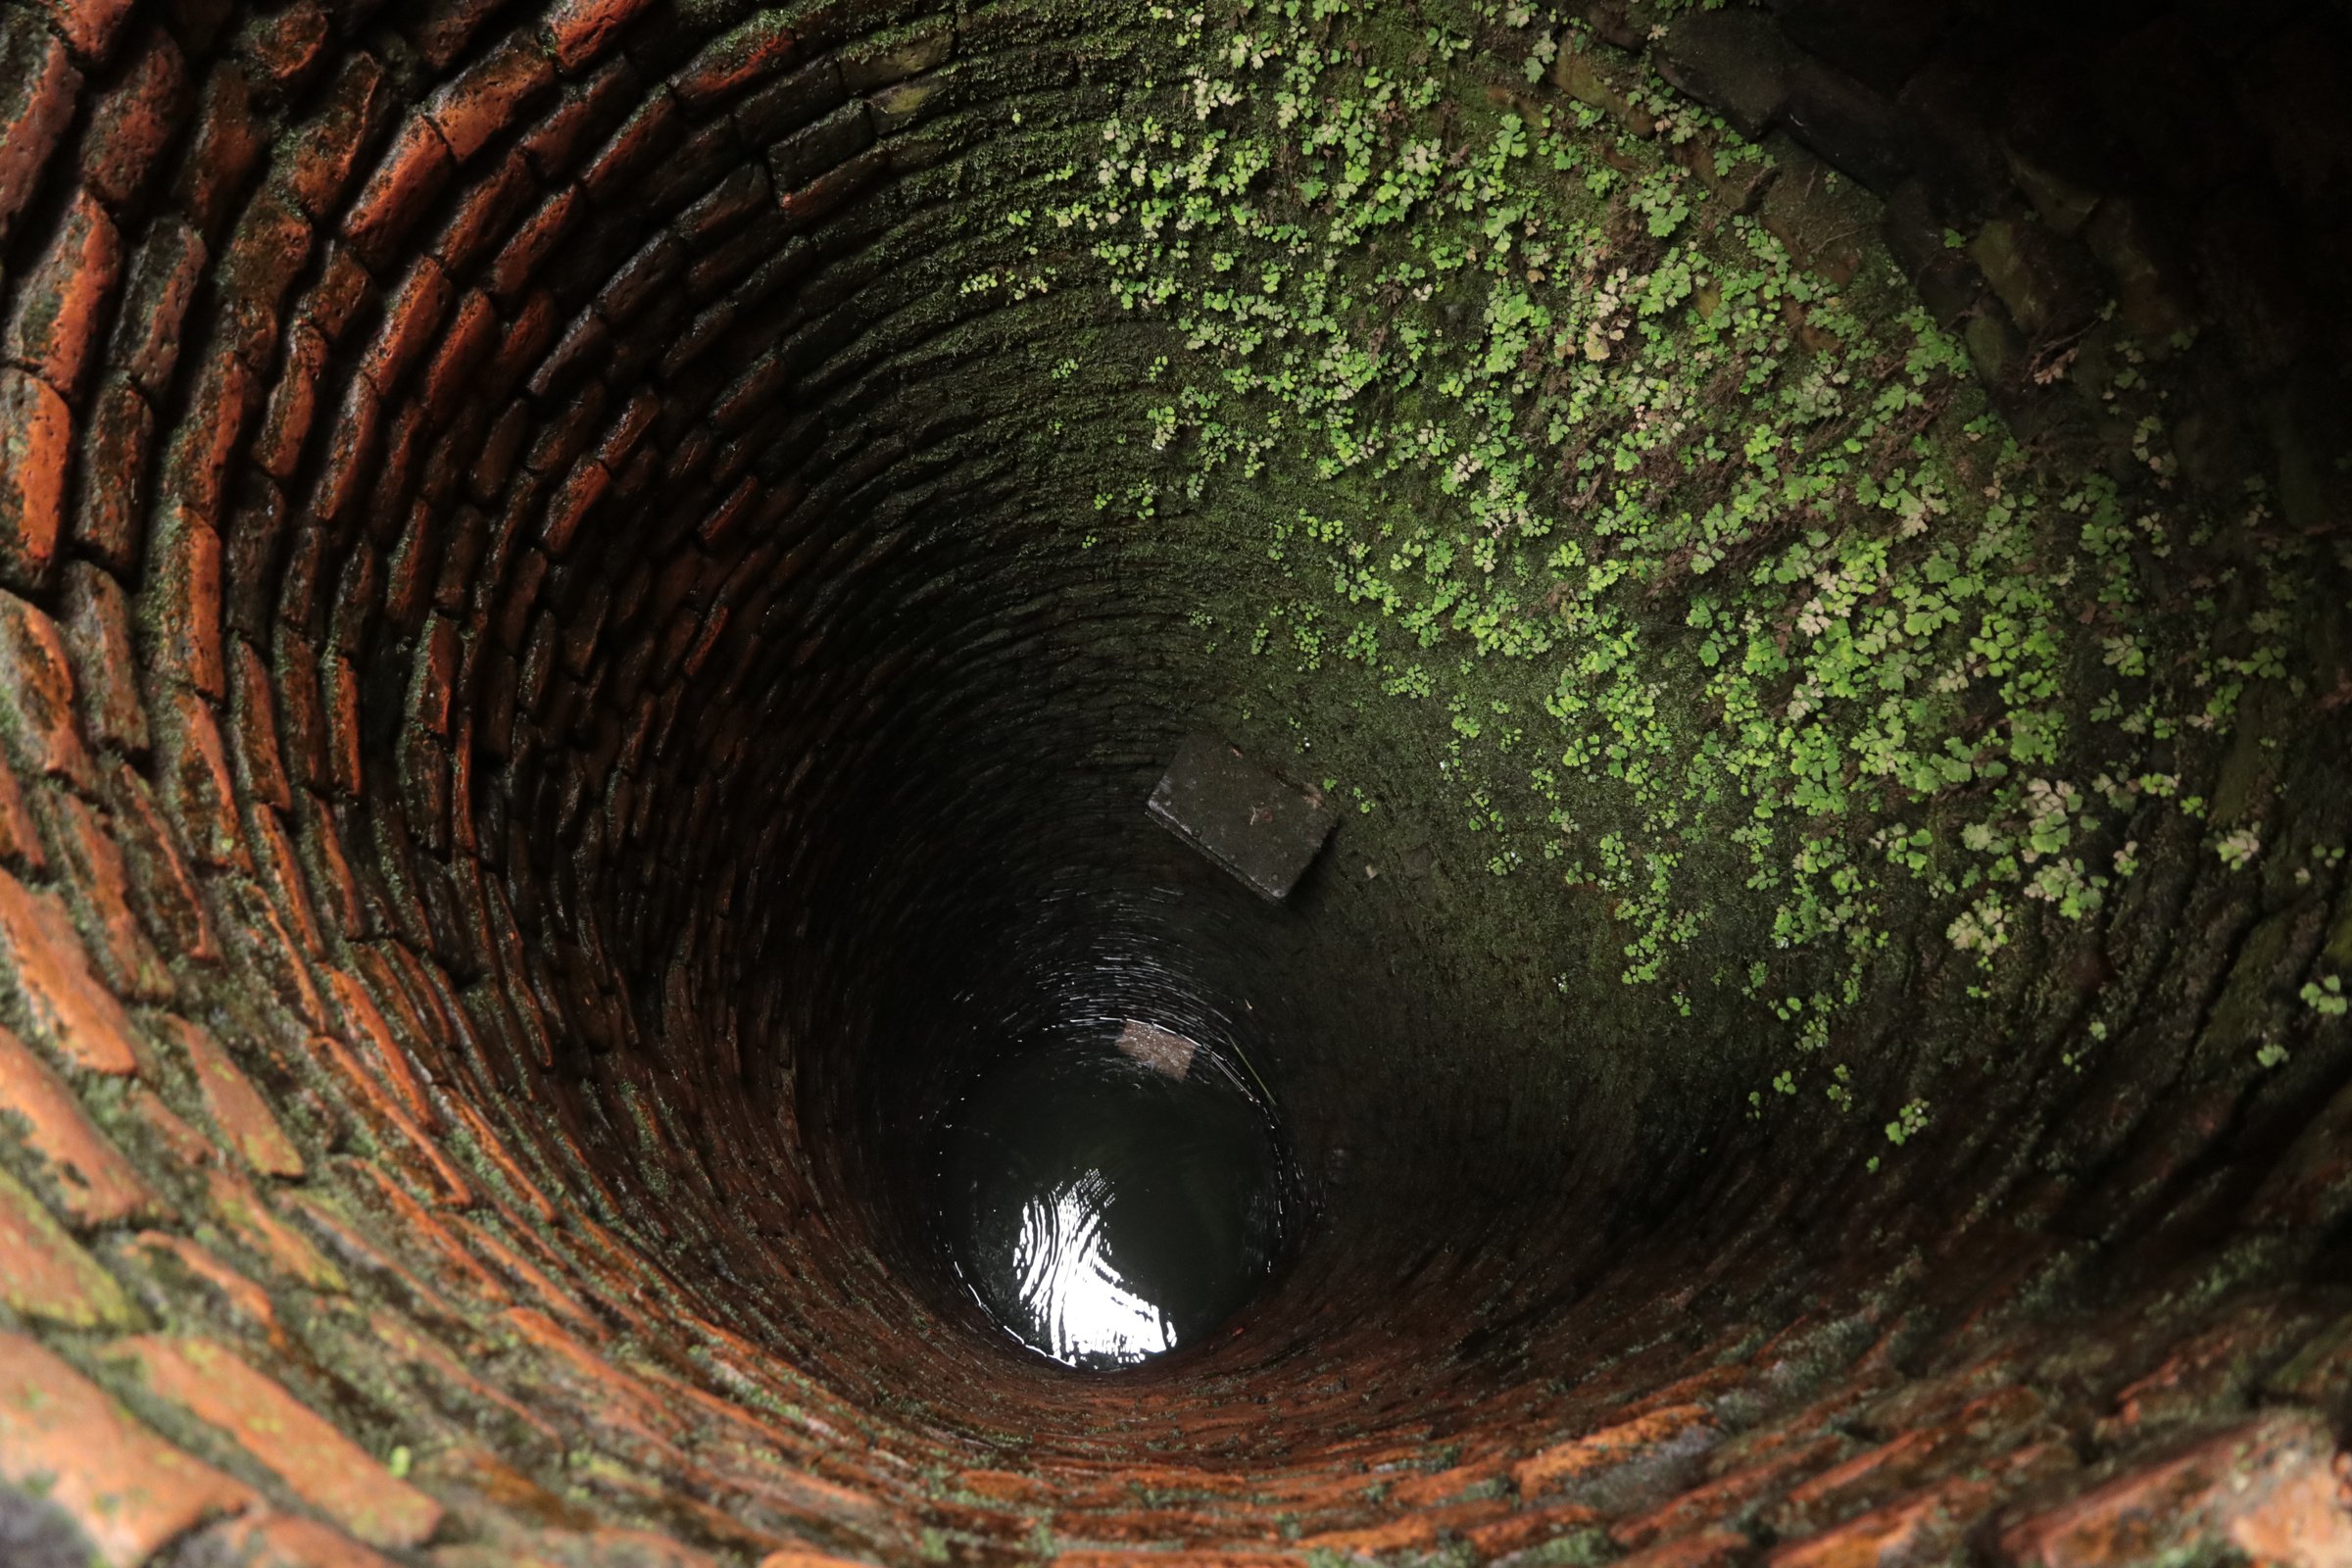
<box><xmin>933</xmin><ymin>1025</ymin><xmax>1287</xmax><ymax>1369</ymax></box>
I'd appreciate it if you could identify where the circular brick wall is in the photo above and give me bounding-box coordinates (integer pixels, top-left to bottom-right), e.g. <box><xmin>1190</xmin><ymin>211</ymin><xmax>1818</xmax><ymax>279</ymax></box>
<box><xmin>1</xmin><ymin>0</ymin><xmax>2349</xmax><ymax>1565</ymax></box>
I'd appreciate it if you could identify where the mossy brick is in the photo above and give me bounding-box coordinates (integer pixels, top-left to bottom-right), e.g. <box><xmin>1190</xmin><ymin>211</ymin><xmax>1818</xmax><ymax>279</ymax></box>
<box><xmin>0</xmin><ymin>13</ymin><xmax>80</xmax><ymax>248</ymax></box>
<box><xmin>172</xmin><ymin>60</ymin><xmax>268</xmax><ymax>238</ymax></box>
<box><xmin>3</xmin><ymin>190</ymin><xmax>123</xmax><ymax>402</ymax></box>
<box><xmin>234</xmin><ymin>0</ymin><xmax>330</xmax><ymax>90</ymax></box>
<box><xmin>59</xmin><ymin>560</ymin><xmax>150</xmax><ymax>756</ymax></box>
<box><xmin>342</xmin><ymin>116</ymin><xmax>458</xmax><ymax>270</ymax></box>
<box><xmin>0</xmin><ymin>368</ymin><xmax>71</xmax><ymax>588</ymax></box>
<box><xmin>426</xmin><ymin>32</ymin><xmax>560</xmax><ymax>162</ymax></box>
<box><xmin>0</xmin><ymin>1330</ymin><xmax>254</xmax><ymax>1565</ymax></box>
<box><xmin>0</xmin><ymin>1021</ymin><xmax>156</xmax><ymax>1226</ymax></box>
<box><xmin>671</xmin><ymin>12</ymin><xmax>800</xmax><ymax>113</ymax></box>
<box><xmin>543</xmin><ymin>0</ymin><xmax>662</xmax><ymax>72</ymax></box>
<box><xmin>110</xmin><ymin>1334</ymin><xmax>445</xmax><ymax>1548</ymax></box>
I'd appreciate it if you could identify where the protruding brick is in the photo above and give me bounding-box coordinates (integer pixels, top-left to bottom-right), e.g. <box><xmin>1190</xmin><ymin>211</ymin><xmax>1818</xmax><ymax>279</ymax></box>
<box><xmin>0</xmin><ymin>587</ymin><xmax>95</xmax><ymax>785</ymax></box>
<box><xmin>70</xmin><ymin>374</ymin><xmax>152</xmax><ymax>572</ymax></box>
<box><xmin>343</xmin><ymin>115</ymin><xmax>457</xmax><ymax>269</ymax></box>
<box><xmin>0</xmin><ymin>1164</ymin><xmax>138</xmax><ymax>1325</ymax></box>
<box><xmin>0</xmin><ymin>366</ymin><xmax>70</xmax><ymax>586</ymax></box>
<box><xmin>60</xmin><ymin>561</ymin><xmax>151</xmax><ymax>756</ymax></box>
<box><xmin>108</xmin><ymin>220</ymin><xmax>204</xmax><ymax>397</ymax></box>
<box><xmin>673</xmin><ymin>12</ymin><xmax>800</xmax><ymax>112</ymax></box>
<box><xmin>4</xmin><ymin>189</ymin><xmax>122</xmax><ymax>400</ymax></box>
<box><xmin>0</xmin><ymin>1330</ymin><xmax>254</xmax><ymax>1565</ymax></box>
<box><xmin>0</xmin><ymin>14</ymin><xmax>81</xmax><ymax>246</ymax></box>
<box><xmin>542</xmin><ymin>0</ymin><xmax>658</xmax><ymax>72</ymax></box>
<box><xmin>0</xmin><ymin>1022</ymin><xmax>155</xmax><ymax>1225</ymax></box>
<box><xmin>0</xmin><ymin>866</ymin><xmax>144</xmax><ymax>1073</ymax></box>
<box><xmin>112</xmin><ymin>1335</ymin><xmax>444</xmax><ymax>1549</ymax></box>
<box><xmin>426</xmin><ymin>32</ymin><xmax>557</xmax><ymax>161</ymax></box>
<box><xmin>155</xmin><ymin>687</ymin><xmax>251</xmax><ymax>870</ymax></box>
<box><xmin>144</xmin><ymin>504</ymin><xmax>228</xmax><ymax>699</ymax></box>
<box><xmin>78</xmin><ymin>22</ymin><xmax>191</xmax><ymax>208</ymax></box>
<box><xmin>160</xmin><ymin>1014</ymin><xmax>304</xmax><ymax>1178</ymax></box>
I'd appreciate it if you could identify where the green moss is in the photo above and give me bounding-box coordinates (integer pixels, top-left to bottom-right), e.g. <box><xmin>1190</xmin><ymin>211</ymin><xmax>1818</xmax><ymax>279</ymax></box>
<box><xmin>951</xmin><ymin>0</ymin><xmax>2317</xmax><ymax>1131</ymax></box>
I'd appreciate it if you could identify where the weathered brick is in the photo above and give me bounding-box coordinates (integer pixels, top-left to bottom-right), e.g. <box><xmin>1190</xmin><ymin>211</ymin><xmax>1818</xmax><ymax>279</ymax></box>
<box><xmin>0</xmin><ymin>1021</ymin><xmax>155</xmax><ymax>1225</ymax></box>
<box><xmin>0</xmin><ymin>866</ymin><xmax>145</xmax><ymax>1073</ymax></box>
<box><xmin>0</xmin><ymin>366</ymin><xmax>71</xmax><ymax>586</ymax></box>
<box><xmin>158</xmin><ymin>1013</ymin><xmax>304</xmax><ymax>1179</ymax></box>
<box><xmin>343</xmin><ymin>115</ymin><xmax>457</xmax><ymax>269</ymax></box>
<box><xmin>173</xmin><ymin>60</ymin><xmax>266</xmax><ymax>238</ymax></box>
<box><xmin>4</xmin><ymin>188</ymin><xmax>122</xmax><ymax>399</ymax></box>
<box><xmin>674</xmin><ymin>12</ymin><xmax>800</xmax><ymax>112</ymax></box>
<box><xmin>155</xmin><ymin>687</ymin><xmax>250</xmax><ymax>870</ymax></box>
<box><xmin>0</xmin><ymin>13</ymin><xmax>81</xmax><ymax>247</ymax></box>
<box><xmin>0</xmin><ymin>588</ymin><xmax>94</xmax><ymax>785</ymax></box>
<box><xmin>0</xmin><ymin>1330</ymin><xmax>254</xmax><ymax>1565</ymax></box>
<box><xmin>426</xmin><ymin>32</ymin><xmax>557</xmax><ymax>162</ymax></box>
<box><xmin>95</xmin><ymin>758</ymin><xmax>217</xmax><ymax>964</ymax></box>
<box><xmin>234</xmin><ymin>0</ymin><xmax>330</xmax><ymax>91</ymax></box>
<box><xmin>159</xmin><ymin>338</ymin><xmax>256</xmax><ymax>523</ymax></box>
<box><xmin>228</xmin><ymin>637</ymin><xmax>294</xmax><ymax>811</ymax></box>
<box><xmin>420</xmin><ymin>289</ymin><xmax>502</xmax><ymax>424</ymax></box>
<box><xmin>0</xmin><ymin>1164</ymin><xmax>138</xmax><ymax>1326</ymax></box>
<box><xmin>360</xmin><ymin>255</ymin><xmax>455</xmax><ymax>396</ymax></box>
<box><xmin>214</xmin><ymin>187</ymin><xmax>314</xmax><ymax>368</ymax></box>
<box><xmin>143</xmin><ymin>503</ymin><xmax>228</xmax><ymax>699</ymax></box>
<box><xmin>108</xmin><ymin>219</ymin><xmax>205</xmax><ymax>397</ymax></box>
<box><xmin>27</xmin><ymin>0</ymin><xmax>134</xmax><ymax>65</ymax></box>
<box><xmin>542</xmin><ymin>0</ymin><xmax>658</xmax><ymax>72</ymax></box>
<box><xmin>113</xmin><ymin>1335</ymin><xmax>445</xmax><ymax>1548</ymax></box>
<box><xmin>203</xmin><ymin>1163</ymin><xmax>344</xmax><ymax>1288</ymax></box>
<box><xmin>35</xmin><ymin>786</ymin><xmax>173</xmax><ymax>999</ymax></box>
<box><xmin>78</xmin><ymin>22</ymin><xmax>191</xmax><ymax>208</ymax></box>
<box><xmin>70</xmin><ymin>374</ymin><xmax>151</xmax><ymax>572</ymax></box>
<box><xmin>58</xmin><ymin>561</ymin><xmax>149</xmax><ymax>757</ymax></box>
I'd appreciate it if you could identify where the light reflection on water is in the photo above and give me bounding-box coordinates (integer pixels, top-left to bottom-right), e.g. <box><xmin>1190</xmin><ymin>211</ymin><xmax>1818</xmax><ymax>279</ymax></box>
<box><xmin>934</xmin><ymin>1023</ymin><xmax>1286</xmax><ymax>1370</ymax></box>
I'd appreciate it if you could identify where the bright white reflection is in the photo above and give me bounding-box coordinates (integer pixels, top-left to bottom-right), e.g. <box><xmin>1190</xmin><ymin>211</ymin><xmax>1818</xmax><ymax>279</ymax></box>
<box><xmin>1012</xmin><ymin>1170</ymin><xmax>1172</xmax><ymax>1366</ymax></box>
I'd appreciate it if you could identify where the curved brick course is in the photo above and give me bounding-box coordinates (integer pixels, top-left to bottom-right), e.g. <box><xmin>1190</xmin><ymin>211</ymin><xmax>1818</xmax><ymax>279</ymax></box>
<box><xmin>0</xmin><ymin>0</ymin><xmax>2349</xmax><ymax>1564</ymax></box>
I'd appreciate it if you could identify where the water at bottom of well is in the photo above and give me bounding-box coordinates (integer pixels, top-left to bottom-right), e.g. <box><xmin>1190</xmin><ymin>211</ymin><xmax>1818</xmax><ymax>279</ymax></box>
<box><xmin>934</xmin><ymin>1025</ymin><xmax>1286</xmax><ymax>1370</ymax></box>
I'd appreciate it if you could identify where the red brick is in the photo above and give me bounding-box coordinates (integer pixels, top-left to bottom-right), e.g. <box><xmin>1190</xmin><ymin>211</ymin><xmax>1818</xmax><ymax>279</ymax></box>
<box><xmin>421</xmin><ymin>288</ymin><xmax>502</xmax><ymax>418</ymax></box>
<box><xmin>58</xmin><ymin>561</ymin><xmax>149</xmax><ymax>756</ymax></box>
<box><xmin>0</xmin><ymin>587</ymin><xmax>94</xmax><ymax>785</ymax></box>
<box><xmin>671</xmin><ymin>13</ymin><xmax>800</xmax><ymax>112</ymax></box>
<box><xmin>230</xmin><ymin>637</ymin><xmax>294</xmax><ymax>811</ymax></box>
<box><xmin>0</xmin><ymin>865</ymin><xmax>142</xmax><ymax>1073</ymax></box>
<box><xmin>189</xmin><ymin>1508</ymin><xmax>401</xmax><ymax>1568</ymax></box>
<box><xmin>1517</xmin><ymin>1403</ymin><xmax>1720</xmax><ymax>1494</ymax></box>
<box><xmin>27</xmin><ymin>0</ymin><xmax>133</xmax><ymax>64</ymax></box>
<box><xmin>95</xmin><ymin>758</ymin><xmax>217</xmax><ymax>962</ymax></box>
<box><xmin>4</xmin><ymin>188</ymin><xmax>122</xmax><ymax>399</ymax></box>
<box><xmin>360</xmin><ymin>255</ymin><xmax>454</xmax><ymax>396</ymax></box>
<box><xmin>0</xmin><ymin>1163</ymin><xmax>138</xmax><ymax>1325</ymax></box>
<box><xmin>343</xmin><ymin>115</ymin><xmax>456</xmax><ymax>269</ymax></box>
<box><xmin>127</xmin><ymin>1080</ymin><xmax>218</xmax><ymax>1166</ymax></box>
<box><xmin>204</xmin><ymin>1164</ymin><xmax>346</xmax><ymax>1289</ymax></box>
<box><xmin>254</xmin><ymin>325</ymin><xmax>327</xmax><ymax>481</ymax></box>
<box><xmin>0</xmin><ymin>15</ymin><xmax>80</xmax><ymax>246</ymax></box>
<box><xmin>325</xmin><ymin>650</ymin><xmax>364</xmax><ymax>797</ymax></box>
<box><xmin>68</xmin><ymin>376</ymin><xmax>150</xmax><ymax>574</ymax></box>
<box><xmin>213</xmin><ymin>188</ymin><xmax>314</xmax><ymax>368</ymax></box>
<box><xmin>1615</xmin><ymin>1531</ymin><xmax>1751</xmax><ymax>1568</ymax></box>
<box><xmin>173</xmin><ymin>61</ymin><xmax>266</xmax><ymax>236</ymax></box>
<box><xmin>109</xmin><ymin>220</ymin><xmax>204</xmax><ymax>397</ymax></box>
<box><xmin>279</xmin><ymin>51</ymin><xmax>386</xmax><ymax>218</ymax></box>
<box><xmin>79</xmin><ymin>23</ymin><xmax>191</xmax><ymax>208</ymax></box>
<box><xmin>2002</xmin><ymin>1412</ymin><xmax>2352</xmax><ymax>1568</ymax></box>
<box><xmin>485</xmin><ymin>185</ymin><xmax>579</xmax><ymax>306</ymax></box>
<box><xmin>0</xmin><ymin>365</ymin><xmax>70</xmax><ymax>585</ymax></box>
<box><xmin>160</xmin><ymin>338</ymin><xmax>255</xmax><ymax>522</ymax></box>
<box><xmin>306</xmin><ymin>373</ymin><xmax>381</xmax><ymax>525</ymax></box>
<box><xmin>0</xmin><ymin>1330</ymin><xmax>255</xmax><ymax>1565</ymax></box>
<box><xmin>0</xmin><ymin>1021</ymin><xmax>154</xmax><ymax>1225</ymax></box>
<box><xmin>156</xmin><ymin>689</ymin><xmax>250</xmax><ymax>869</ymax></box>
<box><xmin>346</xmin><ymin>1159</ymin><xmax>509</xmax><ymax>1305</ymax></box>
<box><xmin>122</xmin><ymin>1230</ymin><xmax>285</xmax><ymax>1347</ymax></box>
<box><xmin>314</xmin><ymin>1031</ymin><xmax>471</xmax><ymax>1204</ymax></box>
<box><xmin>35</xmin><ymin>786</ymin><xmax>172</xmax><ymax>999</ymax></box>
<box><xmin>542</xmin><ymin>0</ymin><xmax>658</xmax><ymax>71</ymax></box>
<box><xmin>426</xmin><ymin>32</ymin><xmax>556</xmax><ymax>162</ymax></box>
<box><xmin>248</xmin><ymin>800</ymin><xmax>322</xmax><ymax>951</ymax></box>
<box><xmin>0</xmin><ymin>761</ymin><xmax>43</xmax><ymax>873</ymax></box>
<box><xmin>111</xmin><ymin>1335</ymin><xmax>444</xmax><ymax>1549</ymax></box>
<box><xmin>145</xmin><ymin>504</ymin><xmax>227</xmax><ymax>698</ymax></box>
<box><xmin>161</xmin><ymin>1014</ymin><xmax>304</xmax><ymax>1178</ymax></box>
<box><xmin>235</xmin><ymin>0</ymin><xmax>330</xmax><ymax>91</ymax></box>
